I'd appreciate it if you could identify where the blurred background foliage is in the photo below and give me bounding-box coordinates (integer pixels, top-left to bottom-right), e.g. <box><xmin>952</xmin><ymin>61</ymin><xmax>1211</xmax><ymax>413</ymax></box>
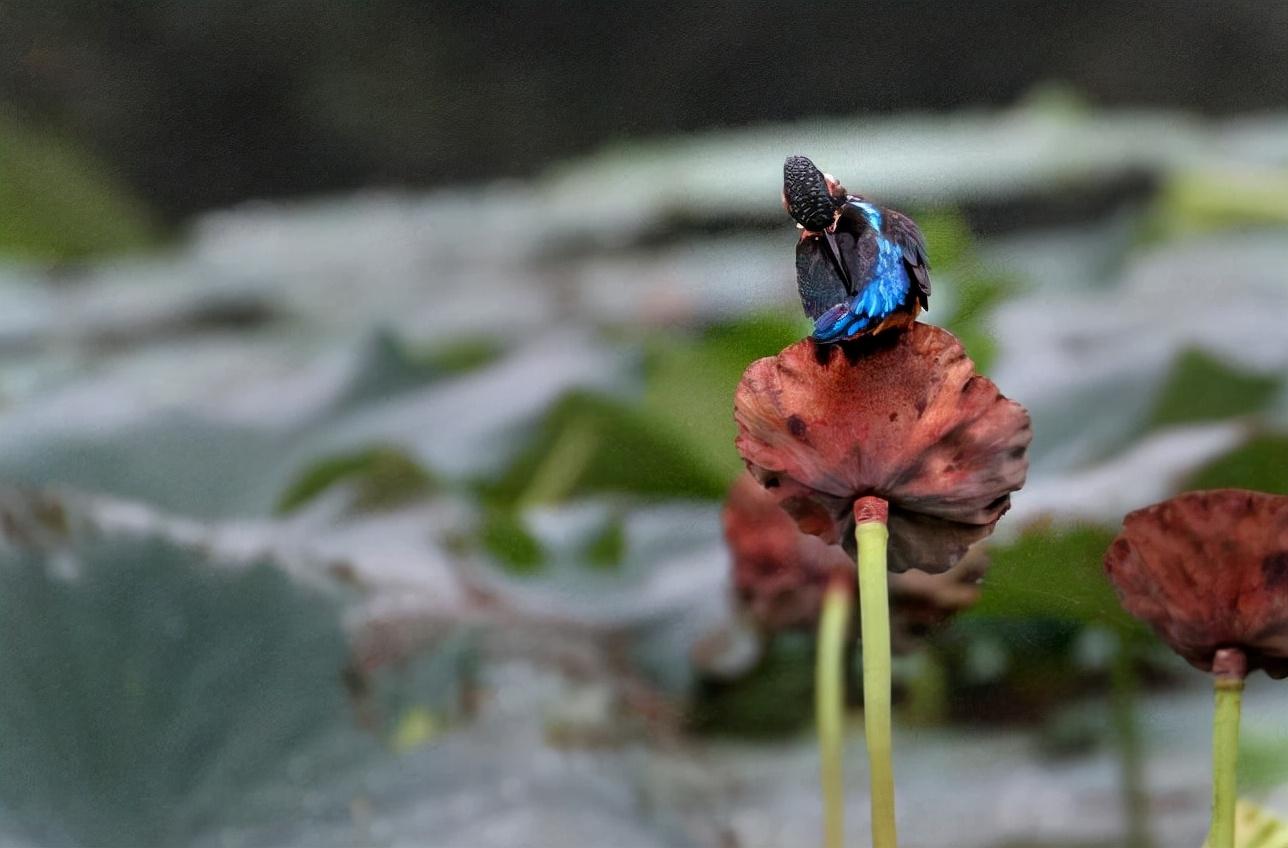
<box><xmin>0</xmin><ymin>116</ymin><xmax>157</xmax><ymax>260</ymax></box>
<box><xmin>3</xmin><ymin>3</ymin><xmax>1288</xmax><ymax>847</ymax></box>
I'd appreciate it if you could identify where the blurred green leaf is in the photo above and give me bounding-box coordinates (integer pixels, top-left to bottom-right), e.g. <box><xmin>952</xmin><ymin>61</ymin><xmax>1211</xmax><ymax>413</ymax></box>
<box><xmin>487</xmin><ymin>391</ymin><xmax>732</xmax><ymax>505</ymax></box>
<box><xmin>276</xmin><ymin>445</ymin><xmax>435</xmax><ymax>514</ymax></box>
<box><xmin>1035</xmin><ymin>703</ymin><xmax>1106</xmax><ymax>759</ymax></box>
<box><xmin>641</xmin><ymin>311</ymin><xmax>805</xmax><ymax>484</ymax></box>
<box><xmin>1238</xmin><ymin>733</ymin><xmax>1288</xmax><ymax>793</ymax></box>
<box><xmin>0</xmin><ymin>535</ymin><xmax>371</xmax><ymax>847</ymax></box>
<box><xmin>1016</xmin><ymin>82</ymin><xmax>1095</xmax><ymax>119</ymax></box>
<box><xmin>698</xmin><ymin>310</ymin><xmax>813</xmax><ymax>362</ymax></box>
<box><xmin>514</xmin><ymin>416</ymin><xmax>601</xmax><ymax>508</ymax></box>
<box><xmin>1149</xmin><ymin>167</ymin><xmax>1288</xmax><ymax>245</ymax></box>
<box><xmin>581</xmin><ymin>515</ymin><xmax>626</xmax><ymax>572</ymax></box>
<box><xmin>331</xmin><ymin>330</ymin><xmax>445</xmax><ymax>411</ymax></box>
<box><xmin>420</xmin><ymin>338</ymin><xmax>504</xmax><ymax>375</ymax></box>
<box><xmin>1147</xmin><ymin>348</ymin><xmax>1280</xmax><ymax>430</ymax></box>
<box><xmin>913</xmin><ymin>210</ymin><xmax>1019</xmax><ymax>374</ymax></box>
<box><xmin>1202</xmin><ymin>800</ymin><xmax>1288</xmax><ymax>848</ymax></box>
<box><xmin>1184</xmin><ymin>434</ymin><xmax>1288</xmax><ymax>495</ymax></box>
<box><xmin>0</xmin><ymin>117</ymin><xmax>159</xmax><ymax>260</ymax></box>
<box><xmin>332</xmin><ymin>330</ymin><xmax>502</xmax><ymax>412</ymax></box>
<box><xmin>936</xmin><ymin>617</ymin><xmax>1090</xmax><ymax>722</ymax></box>
<box><xmin>915</xmin><ymin>207</ymin><xmax>976</xmax><ymax>270</ymax></box>
<box><xmin>946</xmin><ymin>272</ymin><xmax>1017</xmax><ymax>329</ymax></box>
<box><xmin>968</xmin><ymin>524</ymin><xmax>1142</xmax><ymax>635</ymax></box>
<box><xmin>942</xmin><ymin>271</ymin><xmax>1020</xmax><ymax>373</ymax></box>
<box><xmin>480</xmin><ymin>509</ymin><xmax>545</xmax><ymax>575</ymax></box>
<box><xmin>689</xmin><ymin>633</ymin><xmax>816</xmax><ymax>738</ymax></box>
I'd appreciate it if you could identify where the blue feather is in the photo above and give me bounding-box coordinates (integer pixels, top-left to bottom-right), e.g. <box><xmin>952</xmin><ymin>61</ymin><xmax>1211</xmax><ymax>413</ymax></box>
<box><xmin>852</xmin><ymin>201</ymin><xmax>883</xmax><ymax>229</ymax></box>
<box><xmin>811</xmin><ymin>304</ymin><xmax>851</xmax><ymax>340</ymax></box>
<box><xmin>809</xmin><ymin>234</ymin><xmax>910</xmax><ymax>341</ymax></box>
<box><xmin>841</xmin><ymin>315</ymin><xmax>870</xmax><ymax>338</ymax></box>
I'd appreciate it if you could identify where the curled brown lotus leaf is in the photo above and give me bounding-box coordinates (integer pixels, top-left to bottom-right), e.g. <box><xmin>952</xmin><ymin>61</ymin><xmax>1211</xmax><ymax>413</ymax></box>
<box><xmin>1104</xmin><ymin>488</ymin><xmax>1288</xmax><ymax>679</ymax></box>
<box><xmin>723</xmin><ymin>472</ymin><xmax>852</xmax><ymax>632</ymax></box>
<box><xmin>723</xmin><ymin>472</ymin><xmax>988</xmax><ymax>644</ymax></box>
<box><xmin>733</xmin><ymin>324</ymin><xmax>1031</xmax><ymax>573</ymax></box>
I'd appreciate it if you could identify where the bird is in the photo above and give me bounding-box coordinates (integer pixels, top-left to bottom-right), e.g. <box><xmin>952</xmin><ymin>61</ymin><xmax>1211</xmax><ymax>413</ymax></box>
<box><xmin>782</xmin><ymin>155</ymin><xmax>931</xmax><ymax>343</ymax></box>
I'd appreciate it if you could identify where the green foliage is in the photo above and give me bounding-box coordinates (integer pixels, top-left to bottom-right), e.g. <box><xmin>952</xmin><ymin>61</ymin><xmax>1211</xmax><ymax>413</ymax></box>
<box><xmin>0</xmin><ymin>117</ymin><xmax>159</xmax><ymax>261</ymax></box>
<box><xmin>1148</xmin><ymin>167</ymin><xmax>1288</xmax><ymax>245</ymax></box>
<box><xmin>968</xmin><ymin>524</ymin><xmax>1141</xmax><ymax>635</ymax></box>
<box><xmin>1202</xmin><ymin>800</ymin><xmax>1288</xmax><ymax>848</ymax></box>
<box><xmin>917</xmin><ymin>207</ymin><xmax>1020</xmax><ymax>372</ymax></box>
<box><xmin>900</xmin><ymin>649</ymin><xmax>950</xmax><ymax>726</ymax></box>
<box><xmin>1185</xmin><ymin>434</ymin><xmax>1288</xmax><ymax>495</ymax></box>
<box><xmin>513</xmin><ymin>416</ymin><xmax>601</xmax><ymax>507</ymax></box>
<box><xmin>479</xmin><ymin>509</ymin><xmax>545</xmax><ymax>575</ymax></box>
<box><xmin>581</xmin><ymin>515</ymin><xmax>626</xmax><ymax>572</ymax></box>
<box><xmin>1016</xmin><ymin>81</ymin><xmax>1096</xmax><ymax>119</ymax></box>
<box><xmin>942</xmin><ymin>271</ymin><xmax>1019</xmax><ymax>372</ymax></box>
<box><xmin>422</xmin><ymin>338</ymin><xmax>504</xmax><ymax>375</ymax></box>
<box><xmin>276</xmin><ymin>445</ymin><xmax>435</xmax><ymax>514</ymax></box>
<box><xmin>641</xmin><ymin>310</ymin><xmax>806</xmax><ymax>485</ymax></box>
<box><xmin>0</xmin><ymin>415</ymin><xmax>290</xmax><ymax>520</ymax></box>
<box><xmin>1147</xmin><ymin>348</ymin><xmax>1280</xmax><ymax>430</ymax></box>
<box><xmin>1035</xmin><ymin>703</ymin><xmax>1108</xmax><ymax>759</ymax></box>
<box><xmin>688</xmin><ymin>634</ymin><xmax>817</xmax><ymax>738</ymax></box>
<box><xmin>476</xmin><ymin>506</ymin><xmax>626</xmax><ymax>577</ymax></box>
<box><xmin>934</xmin><ymin>618</ymin><xmax>1093</xmax><ymax>723</ymax></box>
<box><xmin>332</xmin><ymin>330</ymin><xmax>501</xmax><ymax>412</ymax></box>
<box><xmin>486</xmin><ymin>391</ymin><xmax>732</xmax><ymax>506</ymax></box>
<box><xmin>1238</xmin><ymin>733</ymin><xmax>1288</xmax><ymax>793</ymax></box>
<box><xmin>0</xmin><ymin>536</ymin><xmax>370</xmax><ymax>847</ymax></box>
<box><xmin>916</xmin><ymin>207</ymin><xmax>976</xmax><ymax>270</ymax></box>
<box><xmin>944</xmin><ymin>526</ymin><xmax>1160</xmax><ymax>724</ymax></box>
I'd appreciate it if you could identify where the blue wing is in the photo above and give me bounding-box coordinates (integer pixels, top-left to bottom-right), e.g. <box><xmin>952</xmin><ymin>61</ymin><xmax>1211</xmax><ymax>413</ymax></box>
<box><xmin>811</xmin><ymin>235</ymin><xmax>911</xmax><ymax>341</ymax></box>
<box><xmin>884</xmin><ymin>209</ymin><xmax>931</xmax><ymax>309</ymax></box>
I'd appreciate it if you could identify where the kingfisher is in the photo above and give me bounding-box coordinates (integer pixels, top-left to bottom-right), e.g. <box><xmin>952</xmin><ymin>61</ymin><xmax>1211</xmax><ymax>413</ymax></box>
<box><xmin>782</xmin><ymin>155</ymin><xmax>931</xmax><ymax>342</ymax></box>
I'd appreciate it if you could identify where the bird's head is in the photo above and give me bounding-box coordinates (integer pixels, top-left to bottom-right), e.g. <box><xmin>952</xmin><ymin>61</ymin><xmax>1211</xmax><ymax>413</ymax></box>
<box><xmin>782</xmin><ymin>155</ymin><xmax>845</xmax><ymax>232</ymax></box>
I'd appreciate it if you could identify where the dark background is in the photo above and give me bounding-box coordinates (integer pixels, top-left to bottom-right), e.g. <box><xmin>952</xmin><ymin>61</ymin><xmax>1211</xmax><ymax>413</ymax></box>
<box><xmin>6</xmin><ymin>0</ymin><xmax>1287</xmax><ymax>220</ymax></box>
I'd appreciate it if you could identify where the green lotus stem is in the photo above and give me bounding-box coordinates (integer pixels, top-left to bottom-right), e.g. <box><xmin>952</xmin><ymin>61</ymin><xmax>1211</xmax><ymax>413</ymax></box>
<box><xmin>1209</xmin><ymin>647</ymin><xmax>1247</xmax><ymax>848</ymax></box>
<box><xmin>855</xmin><ymin>497</ymin><xmax>897</xmax><ymax>848</ymax></box>
<box><xmin>905</xmin><ymin>647</ymin><xmax>949</xmax><ymax>727</ymax></box>
<box><xmin>518</xmin><ymin>417</ymin><xmax>598</xmax><ymax>507</ymax></box>
<box><xmin>1110</xmin><ymin>635</ymin><xmax>1152</xmax><ymax>848</ymax></box>
<box><xmin>816</xmin><ymin>576</ymin><xmax>852</xmax><ymax>848</ymax></box>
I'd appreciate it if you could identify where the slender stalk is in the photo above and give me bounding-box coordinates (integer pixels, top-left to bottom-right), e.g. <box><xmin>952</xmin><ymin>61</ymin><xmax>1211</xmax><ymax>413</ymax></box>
<box><xmin>1110</xmin><ymin>634</ymin><xmax>1152</xmax><ymax>848</ymax></box>
<box><xmin>905</xmin><ymin>647</ymin><xmax>949</xmax><ymax>728</ymax></box>
<box><xmin>517</xmin><ymin>417</ymin><xmax>599</xmax><ymax>508</ymax></box>
<box><xmin>1210</xmin><ymin>648</ymin><xmax>1247</xmax><ymax>848</ymax></box>
<box><xmin>854</xmin><ymin>497</ymin><xmax>897</xmax><ymax>848</ymax></box>
<box><xmin>816</xmin><ymin>576</ymin><xmax>852</xmax><ymax>848</ymax></box>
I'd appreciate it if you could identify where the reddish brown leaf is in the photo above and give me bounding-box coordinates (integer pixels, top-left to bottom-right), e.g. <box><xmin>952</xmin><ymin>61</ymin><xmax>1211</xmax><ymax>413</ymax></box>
<box><xmin>723</xmin><ymin>472</ymin><xmax>988</xmax><ymax>642</ymax></box>
<box><xmin>734</xmin><ymin>324</ymin><xmax>1030</xmax><ymax>573</ymax></box>
<box><xmin>1104</xmin><ymin>488</ymin><xmax>1288</xmax><ymax>678</ymax></box>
